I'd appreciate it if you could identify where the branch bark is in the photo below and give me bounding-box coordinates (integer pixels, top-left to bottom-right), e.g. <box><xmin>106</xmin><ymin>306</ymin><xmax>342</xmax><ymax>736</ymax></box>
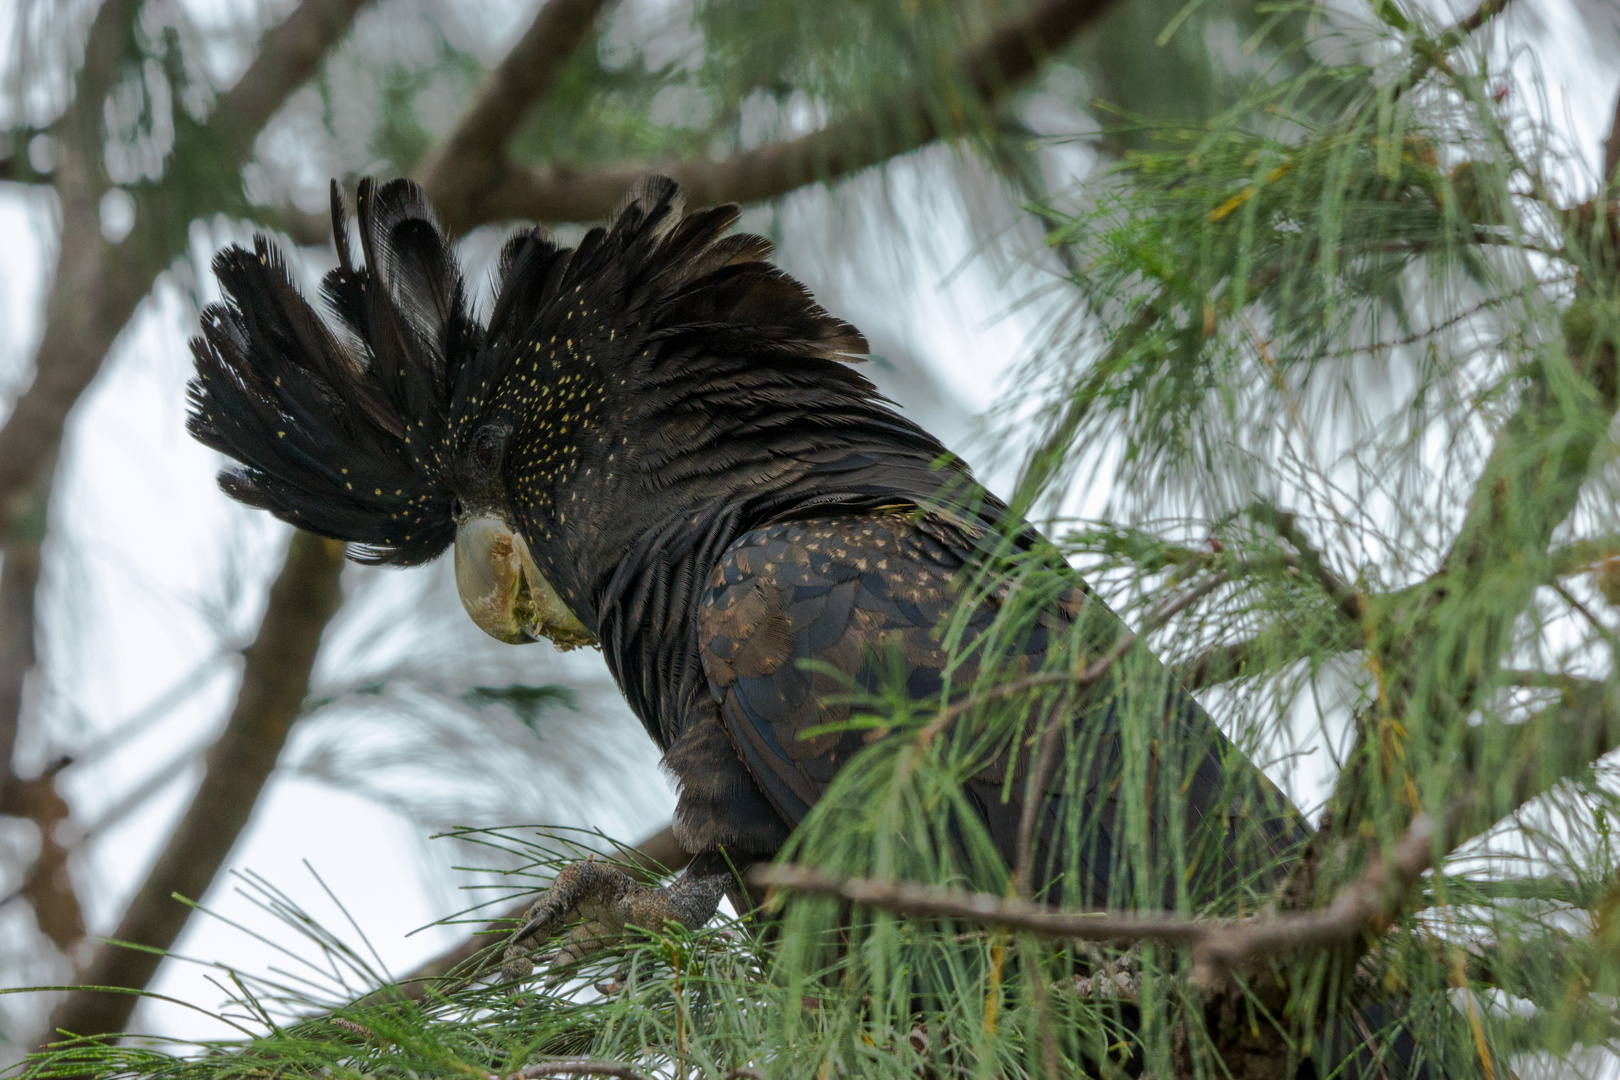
<box><xmin>440</xmin><ymin>0</ymin><xmax>1121</xmax><ymax>230</ymax></box>
<box><xmin>0</xmin><ymin>757</ymin><xmax>82</xmax><ymax>953</ymax></box>
<box><xmin>45</xmin><ymin>532</ymin><xmax>345</xmax><ymax>1041</ymax></box>
<box><xmin>207</xmin><ymin>0</ymin><xmax>372</xmax><ymax>147</ymax></box>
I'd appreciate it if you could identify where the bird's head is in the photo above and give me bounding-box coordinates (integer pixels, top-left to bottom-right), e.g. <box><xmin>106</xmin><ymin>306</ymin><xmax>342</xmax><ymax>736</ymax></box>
<box><xmin>187</xmin><ymin>176</ymin><xmax>877</xmax><ymax>650</ymax></box>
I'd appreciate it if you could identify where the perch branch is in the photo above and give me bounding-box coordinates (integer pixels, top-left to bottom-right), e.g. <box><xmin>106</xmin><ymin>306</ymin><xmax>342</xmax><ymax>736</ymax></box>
<box><xmin>752</xmin><ymin>815</ymin><xmax>1436</xmax><ymax>992</ymax></box>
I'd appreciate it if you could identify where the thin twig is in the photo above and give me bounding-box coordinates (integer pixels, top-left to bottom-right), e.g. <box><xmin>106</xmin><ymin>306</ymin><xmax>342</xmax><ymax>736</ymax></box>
<box><xmin>1403</xmin><ymin>0</ymin><xmax>1517</xmax><ymax>93</ymax></box>
<box><xmin>1500</xmin><ymin>669</ymin><xmax>1600</xmax><ymax>691</ymax></box>
<box><xmin>1552</xmin><ymin>581</ymin><xmax>1620</xmax><ymax>657</ymax></box>
<box><xmin>1012</xmin><ymin>684</ymin><xmax>1078</xmax><ymax>899</ymax></box>
<box><xmin>1549</xmin><ymin>536</ymin><xmax>1620</xmax><ymax>578</ymax></box>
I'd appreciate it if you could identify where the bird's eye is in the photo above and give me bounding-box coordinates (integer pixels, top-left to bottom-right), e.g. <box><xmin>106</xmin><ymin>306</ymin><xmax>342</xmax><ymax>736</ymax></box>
<box><xmin>470</xmin><ymin>424</ymin><xmax>510</xmax><ymax>480</ymax></box>
<box><xmin>452</xmin><ymin>498</ymin><xmax>465</xmax><ymax>519</ymax></box>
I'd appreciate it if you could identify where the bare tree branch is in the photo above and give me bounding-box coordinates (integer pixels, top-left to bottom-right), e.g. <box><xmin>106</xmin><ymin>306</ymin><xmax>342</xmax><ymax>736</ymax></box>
<box><xmin>46</xmin><ymin>532</ymin><xmax>345</xmax><ymax>1042</ymax></box>
<box><xmin>68</xmin><ymin>1</ymin><xmax>142</xmax><ymax>146</ymax></box>
<box><xmin>0</xmin><ymin>757</ymin><xmax>83</xmax><ymax>952</ymax></box>
<box><xmin>419</xmin><ymin>0</ymin><xmax>612</xmax><ymax>234</ymax></box>
<box><xmin>207</xmin><ymin>0</ymin><xmax>372</xmax><ymax>147</ymax></box>
<box><xmin>0</xmin><ymin>0</ymin><xmax>372</xmax><ymax>541</ymax></box>
<box><xmin>445</xmin><ymin>0</ymin><xmax>1123</xmax><ymax>230</ymax></box>
<box><xmin>753</xmin><ymin>864</ymin><xmax>1204</xmax><ymax>943</ymax></box>
<box><xmin>750</xmin><ymin>815</ymin><xmax>1437</xmax><ymax>993</ymax></box>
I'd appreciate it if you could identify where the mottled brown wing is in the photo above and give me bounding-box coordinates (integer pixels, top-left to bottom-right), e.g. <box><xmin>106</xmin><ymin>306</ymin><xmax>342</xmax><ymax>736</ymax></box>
<box><xmin>697</xmin><ymin>511</ymin><xmax>1305</xmax><ymax>907</ymax></box>
<box><xmin>697</xmin><ymin>512</ymin><xmax>998</xmax><ymax>825</ymax></box>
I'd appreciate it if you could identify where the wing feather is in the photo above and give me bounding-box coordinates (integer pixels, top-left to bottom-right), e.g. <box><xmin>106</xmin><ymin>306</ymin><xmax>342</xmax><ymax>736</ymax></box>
<box><xmin>697</xmin><ymin>512</ymin><xmax>1305</xmax><ymax>907</ymax></box>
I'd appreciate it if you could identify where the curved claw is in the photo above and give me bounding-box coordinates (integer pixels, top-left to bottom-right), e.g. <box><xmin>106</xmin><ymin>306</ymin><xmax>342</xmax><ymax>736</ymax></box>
<box><xmin>500</xmin><ymin>860</ymin><xmax>728</xmax><ymax>985</ymax></box>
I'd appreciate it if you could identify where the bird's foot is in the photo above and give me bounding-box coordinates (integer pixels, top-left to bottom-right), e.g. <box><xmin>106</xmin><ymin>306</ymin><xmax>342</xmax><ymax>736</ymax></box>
<box><xmin>501</xmin><ymin>860</ymin><xmax>726</xmax><ymax>984</ymax></box>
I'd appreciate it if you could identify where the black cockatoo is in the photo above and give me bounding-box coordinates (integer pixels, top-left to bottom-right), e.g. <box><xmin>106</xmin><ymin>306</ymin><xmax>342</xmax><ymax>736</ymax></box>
<box><xmin>187</xmin><ymin>177</ymin><xmax>1304</xmax><ymax>970</ymax></box>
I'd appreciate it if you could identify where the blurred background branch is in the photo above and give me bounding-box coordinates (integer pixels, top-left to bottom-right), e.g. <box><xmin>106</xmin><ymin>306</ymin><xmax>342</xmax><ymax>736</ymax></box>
<box><xmin>433</xmin><ymin>0</ymin><xmax>1120</xmax><ymax>229</ymax></box>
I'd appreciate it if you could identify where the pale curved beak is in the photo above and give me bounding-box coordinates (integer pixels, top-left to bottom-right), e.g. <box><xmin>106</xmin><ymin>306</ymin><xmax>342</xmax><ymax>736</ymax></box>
<box><xmin>453</xmin><ymin>515</ymin><xmax>598</xmax><ymax>650</ymax></box>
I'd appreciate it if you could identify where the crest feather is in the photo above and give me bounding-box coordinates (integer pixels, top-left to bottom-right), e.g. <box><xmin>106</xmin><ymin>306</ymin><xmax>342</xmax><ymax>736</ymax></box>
<box><xmin>187</xmin><ymin>174</ymin><xmax>872</xmax><ymax>565</ymax></box>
